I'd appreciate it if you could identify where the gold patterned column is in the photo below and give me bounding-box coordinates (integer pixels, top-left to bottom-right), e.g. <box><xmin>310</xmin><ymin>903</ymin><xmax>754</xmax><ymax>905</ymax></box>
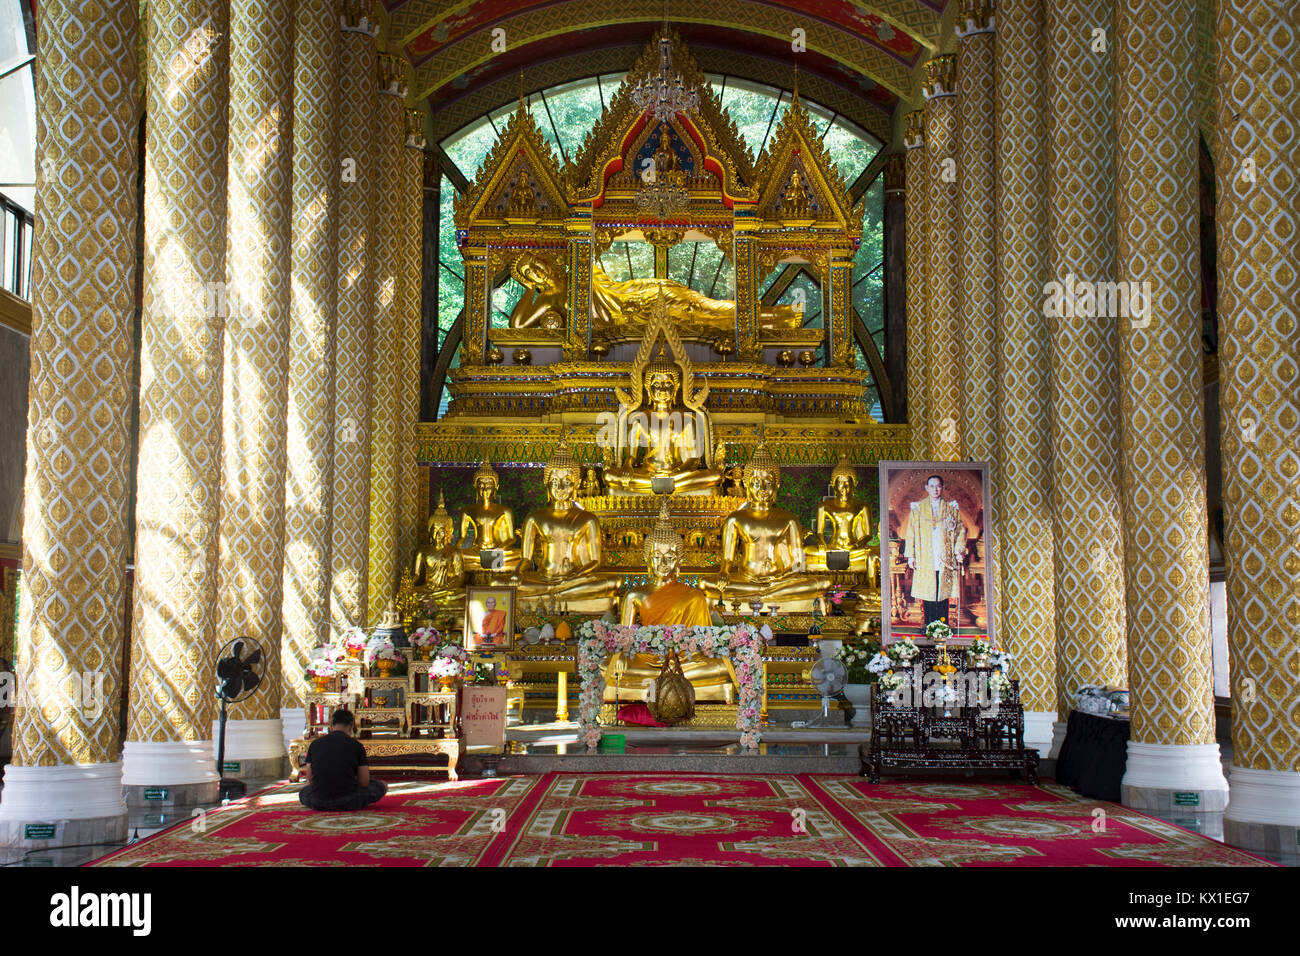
<box><xmin>1216</xmin><ymin>0</ymin><xmax>1300</xmax><ymax>843</ymax></box>
<box><xmin>329</xmin><ymin>4</ymin><xmax>378</xmax><ymax>633</ymax></box>
<box><xmin>397</xmin><ymin>109</ymin><xmax>426</xmax><ymax>566</ymax></box>
<box><xmin>122</xmin><ymin>0</ymin><xmax>228</xmax><ymax>797</ymax></box>
<box><xmin>213</xmin><ymin>0</ymin><xmax>296</xmax><ymax>764</ymax></box>
<box><xmin>1045</xmin><ymin>0</ymin><xmax>1127</xmax><ymax>736</ymax></box>
<box><xmin>904</xmin><ymin>110</ymin><xmax>929</xmax><ymax>459</ymax></box>
<box><xmin>281</xmin><ymin>0</ymin><xmax>341</xmax><ymax>717</ymax></box>
<box><xmin>0</xmin><ymin>0</ymin><xmax>139</xmax><ymax>844</ymax></box>
<box><xmin>366</xmin><ymin>52</ymin><xmax>407</xmax><ymax>621</ymax></box>
<box><xmin>957</xmin><ymin>3</ymin><xmax>997</xmax><ymax>461</ymax></box>
<box><xmin>924</xmin><ymin>56</ymin><xmax>962</xmax><ymax>460</ymax></box>
<box><xmin>563</xmin><ymin>221</ymin><xmax>592</xmax><ymax>361</ymax></box>
<box><xmin>1114</xmin><ymin>0</ymin><xmax>1226</xmax><ymax>809</ymax></box>
<box><xmin>733</xmin><ymin>227</ymin><xmax>759</xmax><ymax>362</ymax></box>
<box><xmin>995</xmin><ymin>0</ymin><xmax>1057</xmax><ymax>751</ymax></box>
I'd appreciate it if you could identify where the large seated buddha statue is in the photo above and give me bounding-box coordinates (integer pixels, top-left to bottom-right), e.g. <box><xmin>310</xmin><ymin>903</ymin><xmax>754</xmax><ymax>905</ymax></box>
<box><xmin>458</xmin><ymin>461</ymin><xmax>521</xmax><ymax>573</ymax></box>
<box><xmin>604</xmin><ymin>344</ymin><xmax>723</xmax><ymax>496</ymax></box>
<box><xmin>512</xmin><ymin>439</ymin><xmax>618</xmax><ymax>611</ymax></box>
<box><xmin>804</xmin><ymin>454</ymin><xmax>874</xmax><ymax>574</ymax></box>
<box><xmin>607</xmin><ymin>501</ymin><xmax>736</xmax><ymax>703</ymax></box>
<box><xmin>412</xmin><ymin>493</ymin><xmax>466</xmax><ymax>607</ymax></box>
<box><xmin>718</xmin><ymin>441</ymin><xmax>833</xmax><ymax>607</ymax></box>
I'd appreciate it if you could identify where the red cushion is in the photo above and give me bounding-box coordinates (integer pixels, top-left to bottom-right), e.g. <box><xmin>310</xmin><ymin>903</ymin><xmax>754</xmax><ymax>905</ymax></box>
<box><xmin>616</xmin><ymin>702</ymin><xmax>666</xmax><ymax>727</ymax></box>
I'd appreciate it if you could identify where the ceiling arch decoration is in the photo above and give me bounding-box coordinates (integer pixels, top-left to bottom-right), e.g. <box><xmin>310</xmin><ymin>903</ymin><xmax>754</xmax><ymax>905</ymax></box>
<box><xmin>424</xmin><ymin>36</ymin><xmax>897</xmax><ymax>146</ymax></box>
<box><xmin>381</xmin><ymin>0</ymin><xmax>952</xmax><ymax>137</ymax></box>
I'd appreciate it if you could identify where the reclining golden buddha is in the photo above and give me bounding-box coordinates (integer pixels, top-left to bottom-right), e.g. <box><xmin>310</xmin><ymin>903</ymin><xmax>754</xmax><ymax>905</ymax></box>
<box><xmin>507</xmin><ymin>250</ymin><xmax>804</xmax><ymax>336</ymax></box>
<box><xmin>607</xmin><ymin>500</ymin><xmax>736</xmax><ymax>703</ymax></box>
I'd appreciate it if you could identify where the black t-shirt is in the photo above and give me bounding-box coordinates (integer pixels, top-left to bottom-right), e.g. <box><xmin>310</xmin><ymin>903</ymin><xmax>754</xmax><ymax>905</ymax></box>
<box><xmin>304</xmin><ymin>731</ymin><xmax>368</xmax><ymax>798</ymax></box>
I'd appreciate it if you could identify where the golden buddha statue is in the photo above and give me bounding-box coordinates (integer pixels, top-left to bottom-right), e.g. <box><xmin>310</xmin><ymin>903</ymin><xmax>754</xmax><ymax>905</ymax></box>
<box><xmin>605</xmin><ymin>345</ymin><xmax>723</xmax><ymax>496</ymax></box>
<box><xmin>412</xmin><ymin>493</ymin><xmax>466</xmax><ymax>605</ymax></box>
<box><xmin>805</xmin><ymin>454</ymin><xmax>874</xmax><ymax>573</ymax></box>
<box><xmin>579</xmin><ymin>466</ymin><xmax>603</xmax><ymax>498</ymax></box>
<box><xmin>590</xmin><ymin>262</ymin><xmax>803</xmax><ymax>337</ymax></box>
<box><xmin>458</xmin><ymin>461</ymin><xmax>521</xmax><ymax>573</ymax></box>
<box><xmin>783</xmin><ymin>168</ymin><xmax>812</xmax><ymax>216</ymax></box>
<box><xmin>513</xmin><ymin>439</ymin><xmax>618</xmax><ymax>609</ymax></box>
<box><xmin>608</xmin><ymin>500</ymin><xmax>736</xmax><ymax>703</ymax></box>
<box><xmin>506</xmin><ymin>252</ymin><xmax>567</xmax><ymax>330</ymax></box>
<box><xmin>718</xmin><ymin>441</ymin><xmax>833</xmax><ymax>606</ymax></box>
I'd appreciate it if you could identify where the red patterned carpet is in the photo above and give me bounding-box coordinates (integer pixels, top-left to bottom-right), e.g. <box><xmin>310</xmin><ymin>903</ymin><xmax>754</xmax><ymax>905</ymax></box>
<box><xmin>90</xmin><ymin>773</ymin><xmax>1271</xmax><ymax>867</ymax></box>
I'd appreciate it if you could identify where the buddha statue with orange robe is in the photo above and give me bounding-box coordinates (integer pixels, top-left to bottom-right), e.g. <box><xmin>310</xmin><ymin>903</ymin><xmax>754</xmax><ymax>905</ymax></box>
<box><xmin>606</xmin><ymin>501</ymin><xmax>736</xmax><ymax>703</ymax></box>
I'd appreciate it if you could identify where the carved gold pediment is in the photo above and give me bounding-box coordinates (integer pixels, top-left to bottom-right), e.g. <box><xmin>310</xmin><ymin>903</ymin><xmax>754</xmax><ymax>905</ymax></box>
<box><xmin>566</xmin><ymin>30</ymin><xmax>756</xmax><ymax>208</ymax></box>
<box><xmin>454</xmin><ymin>93</ymin><xmax>567</xmax><ymax>230</ymax></box>
<box><xmin>754</xmin><ymin>94</ymin><xmax>864</xmax><ymax>236</ymax></box>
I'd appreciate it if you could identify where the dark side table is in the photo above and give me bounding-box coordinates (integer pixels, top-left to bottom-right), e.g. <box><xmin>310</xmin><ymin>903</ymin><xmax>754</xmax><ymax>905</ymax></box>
<box><xmin>1055</xmin><ymin>709</ymin><xmax>1130</xmax><ymax>801</ymax></box>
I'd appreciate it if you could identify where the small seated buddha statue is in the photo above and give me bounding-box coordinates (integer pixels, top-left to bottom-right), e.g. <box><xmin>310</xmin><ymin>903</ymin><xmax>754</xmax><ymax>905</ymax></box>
<box><xmin>604</xmin><ymin>346</ymin><xmax>724</xmax><ymax>496</ymax></box>
<box><xmin>717</xmin><ymin>441</ymin><xmax>833</xmax><ymax>607</ymax></box>
<box><xmin>412</xmin><ymin>493</ymin><xmax>466</xmax><ymax>606</ymax></box>
<box><xmin>512</xmin><ymin>439</ymin><xmax>618</xmax><ymax>609</ymax></box>
<box><xmin>608</xmin><ymin>501</ymin><xmax>736</xmax><ymax>703</ymax></box>
<box><xmin>459</xmin><ymin>461</ymin><xmax>521</xmax><ymax>573</ymax></box>
<box><xmin>804</xmin><ymin>454</ymin><xmax>874</xmax><ymax>573</ymax></box>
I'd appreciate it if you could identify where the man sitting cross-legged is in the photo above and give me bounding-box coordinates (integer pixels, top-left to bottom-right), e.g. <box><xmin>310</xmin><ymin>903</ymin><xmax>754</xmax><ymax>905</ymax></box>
<box><xmin>298</xmin><ymin>709</ymin><xmax>388</xmax><ymax>811</ymax></box>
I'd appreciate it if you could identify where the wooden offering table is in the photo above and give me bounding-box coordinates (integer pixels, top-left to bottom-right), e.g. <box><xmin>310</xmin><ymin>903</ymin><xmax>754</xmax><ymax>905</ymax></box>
<box><xmin>860</xmin><ymin>645</ymin><xmax>1039</xmax><ymax>783</ymax></box>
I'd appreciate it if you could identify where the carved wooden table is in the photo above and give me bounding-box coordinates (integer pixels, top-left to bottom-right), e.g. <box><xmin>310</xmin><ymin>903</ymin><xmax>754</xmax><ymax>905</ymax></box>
<box><xmin>859</xmin><ymin>647</ymin><xmax>1040</xmax><ymax>784</ymax></box>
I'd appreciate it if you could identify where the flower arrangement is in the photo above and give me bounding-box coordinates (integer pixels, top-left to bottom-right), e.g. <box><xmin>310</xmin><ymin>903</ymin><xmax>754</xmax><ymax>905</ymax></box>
<box><xmin>924</xmin><ymin>620</ymin><xmax>952</xmax><ymax>642</ymax></box>
<box><xmin>341</xmin><ymin>626</ymin><xmax>368</xmax><ymax>657</ymax></box>
<box><xmin>989</xmin><ymin>670</ymin><xmax>1011</xmax><ymax>697</ymax></box>
<box><xmin>866</xmin><ymin>652</ymin><xmax>893</xmax><ymax>676</ymax></box>
<box><xmin>437</xmin><ymin>641</ymin><xmax>468</xmax><ymax>663</ymax></box>
<box><xmin>306</xmin><ymin>657</ymin><xmax>337</xmax><ymax>679</ymax></box>
<box><xmin>886</xmin><ymin>637</ymin><xmax>919</xmax><ymax>664</ymax></box>
<box><xmin>836</xmin><ymin>639</ymin><xmax>882</xmax><ymax>684</ymax></box>
<box><xmin>409</xmin><ymin>626</ymin><xmax>439</xmax><ymax>649</ymax></box>
<box><xmin>990</xmin><ymin>649</ymin><xmax>1014</xmax><ymax>672</ymax></box>
<box><xmin>967</xmin><ymin>637</ymin><xmax>991</xmax><ymax>657</ymax></box>
<box><xmin>469</xmin><ymin>661</ymin><xmax>508</xmax><ymax>685</ymax></box>
<box><xmin>364</xmin><ymin>642</ymin><xmax>397</xmax><ymax>665</ymax></box>
<box><xmin>878</xmin><ymin>670</ymin><xmax>904</xmax><ymax>691</ymax></box>
<box><xmin>429</xmin><ymin>656</ymin><xmax>463</xmax><ymax>680</ymax></box>
<box><xmin>577</xmin><ymin>621</ymin><xmax>765</xmax><ymax>751</ymax></box>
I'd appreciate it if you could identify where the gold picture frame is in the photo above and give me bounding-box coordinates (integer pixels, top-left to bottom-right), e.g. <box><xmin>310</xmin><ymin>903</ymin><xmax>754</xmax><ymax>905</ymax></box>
<box><xmin>464</xmin><ymin>585</ymin><xmax>516</xmax><ymax>653</ymax></box>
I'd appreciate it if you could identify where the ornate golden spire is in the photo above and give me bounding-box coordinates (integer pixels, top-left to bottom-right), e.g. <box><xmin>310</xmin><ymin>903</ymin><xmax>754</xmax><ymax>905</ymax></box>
<box><xmin>429</xmin><ymin>490</ymin><xmax>454</xmax><ymax>538</ymax></box>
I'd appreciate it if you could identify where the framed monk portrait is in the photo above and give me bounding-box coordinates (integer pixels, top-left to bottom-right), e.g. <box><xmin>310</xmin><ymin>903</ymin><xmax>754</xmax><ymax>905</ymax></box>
<box><xmin>464</xmin><ymin>586</ymin><xmax>516</xmax><ymax>652</ymax></box>
<box><xmin>878</xmin><ymin>461</ymin><xmax>997</xmax><ymax>649</ymax></box>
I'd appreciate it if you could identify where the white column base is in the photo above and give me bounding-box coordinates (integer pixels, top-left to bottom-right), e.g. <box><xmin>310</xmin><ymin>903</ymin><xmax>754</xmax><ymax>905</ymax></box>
<box><xmin>210</xmin><ymin>717</ymin><xmax>287</xmax><ymax>759</ymax></box>
<box><xmin>0</xmin><ymin>762</ymin><xmax>128</xmax><ymax>848</ymax></box>
<box><xmin>1226</xmin><ymin>766</ymin><xmax>1300</xmax><ymax>826</ymax></box>
<box><xmin>1121</xmin><ymin>741</ymin><xmax>1229</xmax><ymax>812</ymax></box>
<box><xmin>1223</xmin><ymin>767</ymin><xmax>1300</xmax><ymax>862</ymax></box>
<box><xmin>121</xmin><ymin>740</ymin><xmax>218</xmax><ymax>786</ymax></box>
<box><xmin>1050</xmin><ymin>719</ymin><xmax>1069</xmax><ymax>761</ymax></box>
<box><xmin>1023</xmin><ymin>710</ymin><xmax>1056</xmax><ymax>757</ymax></box>
<box><xmin>280</xmin><ymin>707</ymin><xmax>306</xmax><ymax>750</ymax></box>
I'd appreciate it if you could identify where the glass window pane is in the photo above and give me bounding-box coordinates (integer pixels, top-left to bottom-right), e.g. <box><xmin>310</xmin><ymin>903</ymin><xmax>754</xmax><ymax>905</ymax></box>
<box><xmin>626</xmin><ymin>241</ymin><xmax>653</xmax><ymax>279</ymax></box>
<box><xmin>537</xmin><ymin>78</ymin><xmax>604</xmax><ymax>162</ymax></box>
<box><xmin>692</xmin><ymin>240</ymin><xmax>725</xmax><ymax>296</ymax></box>
<box><xmin>0</xmin><ymin>0</ymin><xmax>35</xmax><ymax>214</ymax></box>
<box><xmin>718</xmin><ymin>79</ymin><xmax>779</xmax><ymax>158</ymax></box>
<box><xmin>490</xmin><ymin>276</ymin><xmax>524</xmax><ymax>328</ymax></box>
<box><xmin>438</xmin><ymin>175</ymin><xmax>463</xmax><ymax>349</ymax></box>
<box><xmin>779</xmin><ymin>271</ymin><xmax>822</xmax><ymax>328</ymax></box>
<box><xmin>822</xmin><ymin>117</ymin><xmax>881</xmax><ymax>183</ymax></box>
<box><xmin>439</xmin><ymin>117</ymin><xmax>500</xmax><ymax>182</ymax></box>
<box><xmin>599</xmin><ymin>242</ymin><xmax>631</xmax><ymax>282</ymax></box>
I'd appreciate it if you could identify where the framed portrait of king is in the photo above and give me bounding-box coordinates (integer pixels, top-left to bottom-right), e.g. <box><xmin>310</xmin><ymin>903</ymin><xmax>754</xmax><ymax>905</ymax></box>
<box><xmin>878</xmin><ymin>461</ymin><xmax>997</xmax><ymax>649</ymax></box>
<box><xmin>464</xmin><ymin>586</ymin><xmax>516</xmax><ymax>653</ymax></box>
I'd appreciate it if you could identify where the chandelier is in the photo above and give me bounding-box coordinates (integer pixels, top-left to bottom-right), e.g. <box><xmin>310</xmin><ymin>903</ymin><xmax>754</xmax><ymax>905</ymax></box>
<box><xmin>635</xmin><ymin>175</ymin><xmax>690</xmax><ymax>218</ymax></box>
<box><xmin>630</xmin><ymin>33</ymin><xmax>699</xmax><ymax>123</ymax></box>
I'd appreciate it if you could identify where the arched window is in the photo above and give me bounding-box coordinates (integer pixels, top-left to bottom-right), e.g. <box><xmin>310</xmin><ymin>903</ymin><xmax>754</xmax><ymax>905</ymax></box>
<box><xmin>430</xmin><ymin>72</ymin><xmax>886</xmax><ymax>419</ymax></box>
